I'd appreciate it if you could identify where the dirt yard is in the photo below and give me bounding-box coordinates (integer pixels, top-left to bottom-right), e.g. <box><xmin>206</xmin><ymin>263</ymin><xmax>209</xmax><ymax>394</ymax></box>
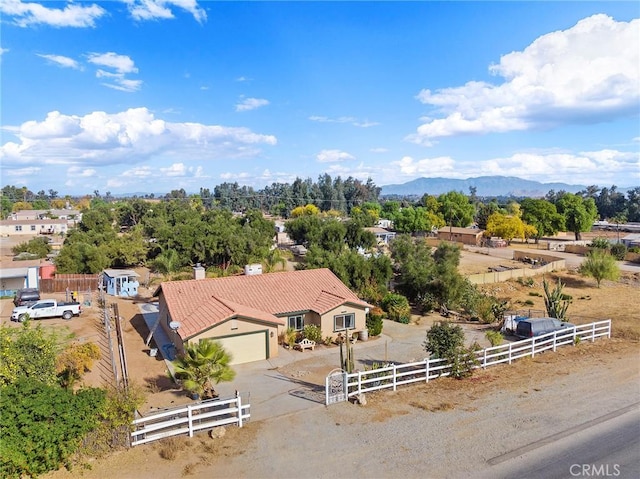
<box><xmin>3</xmin><ymin>237</ymin><xmax>636</xmax><ymax>479</ymax></box>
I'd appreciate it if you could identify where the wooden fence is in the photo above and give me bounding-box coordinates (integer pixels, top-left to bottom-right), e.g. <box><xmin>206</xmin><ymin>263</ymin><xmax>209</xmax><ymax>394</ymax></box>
<box><xmin>39</xmin><ymin>274</ymin><xmax>100</xmax><ymax>293</ymax></box>
<box><xmin>131</xmin><ymin>393</ymin><xmax>250</xmax><ymax>446</ymax></box>
<box><xmin>326</xmin><ymin>320</ymin><xmax>611</xmax><ymax>404</ymax></box>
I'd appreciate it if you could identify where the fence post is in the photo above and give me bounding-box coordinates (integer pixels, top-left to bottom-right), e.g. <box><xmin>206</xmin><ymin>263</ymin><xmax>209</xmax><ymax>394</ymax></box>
<box><xmin>553</xmin><ymin>330</ymin><xmax>557</xmax><ymax>352</ymax></box>
<box><xmin>392</xmin><ymin>364</ymin><xmax>397</xmax><ymax>391</ymax></box>
<box><xmin>425</xmin><ymin>358</ymin><xmax>430</xmax><ymax>383</ymax></box>
<box><xmin>508</xmin><ymin>342</ymin><xmax>512</xmax><ymax>364</ymax></box>
<box><xmin>531</xmin><ymin>337</ymin><xmax>536</xmax><ymax>357</ymax></box>
<box><xmin>592</xmin><ymin>322</ymin><xmax>596</xmax><ymax>342</ymax></box>
<box><xmin>237</xmin><ymin>391</ymin><xmax>243</xmax><ymax>427</ymax></box>
<box><xmin>357</xmin><ymin>370</ymin><xmax>362</xmax><ymax>395</ymax></box>
<box><xmin>573</xmin><ymin>325</ymin><xmax>577</xmax><ymax>344</ymax></box>
<box><xmin>607</xmin><ymin>319</ymin><xmax>611</xmax><ymax>338</ymax></box>
<box><xmin>187</xmin><ymin>404</ymin><xmax>194</xmax><ymax>437</ymax></box>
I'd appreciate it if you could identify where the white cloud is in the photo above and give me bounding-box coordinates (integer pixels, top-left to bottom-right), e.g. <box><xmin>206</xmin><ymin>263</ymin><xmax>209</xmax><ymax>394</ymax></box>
<box><xmin>236</xmin><ymin>97</ymin><xmax>270</xmax><ymax>112</ymax></box>
<box><xmin>67</xmin><ymin>166</ymin><xmax>97</xmax><ymax>177</ymax></box>
<box><xmin>87</xmin><ymin>52</ymin><xmax>138</xmax><ymax>74</ymax></box>
<box><xmin>0</xmin><ymin>0</ymin><xmax>106</xmax><ymax>28</ymax></box>
<box><xmin>88</xmin><ymin>52</ymin><xmax>141</xmax><ymax>92</ymax></box>
<box><xmin>411</xmin><ymin>15</ymin><xmax>640</xmax><ymax>145</ymax></box>
<box><xmin>1</xmin><ymin>47</ymin><xmax>9</xmax><ymax>56</ymax></box>
<box><xmin>309</xmin><ymin>115</ymin><xmax>379</xmax><ymax>128</ymax></box>
<box><xmin>390</xmin><ymin>156</ymin><xmax>457</xmax><ymax>177</ymax></box>
<box><xmin>0</xmin><ymin>107</ymin><xmax>277</xmax><ymax>168</ymax></box>
<box><xmin>370</xmin><ymin>147</ymin><xmax>389</xmax><ymax>153</ymax></box>
<box><xmin>125</xmin><ymin>0</ymin><xmax>207</xmax><ymax>24</ymax></box>
<box><xmin>4</xmin><ymin>166</ymin><xmax>41</xmax><ymax>177</ymax></box>
<box><xmin>37</xmin><ymin>53</ymin><xmax>82</xmax><ymax>70</ymax></box>
<box><xmin>316</xmin><ymin>149</ymin><xmax>355</xmax><ymax>163</ymax></box>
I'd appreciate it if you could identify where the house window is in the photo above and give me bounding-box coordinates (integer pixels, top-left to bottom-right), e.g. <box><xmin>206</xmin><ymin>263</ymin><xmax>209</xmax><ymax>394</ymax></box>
<box><xmin>288</xmin><ymin>315</ymin><xmax>304</xmax><ymax>331</ymax></box>
<box><xmin>15</xmin><ymin>225</ymin><xmax>22</xmax><ymax>232</ymax></box>
<box><xmin>334</xmin><ymin>313</ymin><xmax>355</xmax><ymax>331</ymax></box>
<box><xmin>30</xmin><ymin>225</ymin><xmax>36</xmax><ymax>231</ymax></box>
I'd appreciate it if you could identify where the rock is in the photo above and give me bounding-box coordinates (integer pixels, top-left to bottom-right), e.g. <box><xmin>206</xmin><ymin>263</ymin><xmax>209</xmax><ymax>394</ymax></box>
<box><xmin>209</xmin><ymin>426</ymin><xmax>226</xmax><ymax>439</ymax></box>
<box><xmin>357</xmin><ymin>394</ymin><xmax>367</xmax><ymax>406</ymax></box>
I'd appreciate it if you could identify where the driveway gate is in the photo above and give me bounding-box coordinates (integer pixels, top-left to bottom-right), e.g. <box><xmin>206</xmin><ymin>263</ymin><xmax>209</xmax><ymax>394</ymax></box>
<box><xmin>325</xmin><ymin>368</ymin><xmax>347</xmax><ymax>405</ymax></box>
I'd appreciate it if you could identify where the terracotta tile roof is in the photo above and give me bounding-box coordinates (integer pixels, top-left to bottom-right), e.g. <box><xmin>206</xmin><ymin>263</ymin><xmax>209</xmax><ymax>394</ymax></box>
<box><xmin>156</xmin><ymin>268</ymin><xmax>370</xmax><ymax>339</ymax></box>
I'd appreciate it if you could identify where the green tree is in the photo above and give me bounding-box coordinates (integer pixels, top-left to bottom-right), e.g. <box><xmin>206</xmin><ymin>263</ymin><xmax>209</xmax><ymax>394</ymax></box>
<box><xmin>520</xmin><ymin>198</ymin><xmax>565</xmax><ymax>243</ymax></box>
<box><xmin>423</xmin><ymin>321</ymin><xmax>465</xmax><ymax>359</ymax></box>
<box><xmin>0</xmin><ymin>323</ymin><xmax>61</xmax><ymax>386</ymax></box>
<box><xmin>438</xmin><ymin>191</ymin><xmax>475</xmax><ymax>228</ymax></box>
<box><xmin>578</xmin><ymin>250</ymin><xmax>620</xmax><ymax>288</ymax></box>
<box><xmin>151</xmin><ymin>248</ymin><xmax>183</xmax><ymax>275</ymax></box>
<box><xmin>173</xmin><ymin>340</ymin><xmax>236</xmax><ymax>399</ymax></box>
<box><xmin>0</xmin><ymin>378</ymin><xmax>106</xmax><ymax>479</ymax></box>
<box><xmin>556</xmin><ymin>193</ymin><xmax>598</xmax><ymax>241</ymax></box>
<box><xmin>11</xmin><ymin>237</ymin><xmax>52</xmax><ymax>258</ymax></box>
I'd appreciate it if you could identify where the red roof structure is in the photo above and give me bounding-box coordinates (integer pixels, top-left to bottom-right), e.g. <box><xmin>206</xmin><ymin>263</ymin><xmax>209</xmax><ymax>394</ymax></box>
<box><xmin>155</xmin><ymin>268</ymin><xmax>370</xmax><ymax>339</ymax></box>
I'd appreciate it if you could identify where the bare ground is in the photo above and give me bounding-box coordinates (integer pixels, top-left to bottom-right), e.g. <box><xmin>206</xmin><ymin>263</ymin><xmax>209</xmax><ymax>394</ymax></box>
<box><xmin>3</xmin><ymin>238</ymin><xmax>634</xmax><ymax>478</ymax></box>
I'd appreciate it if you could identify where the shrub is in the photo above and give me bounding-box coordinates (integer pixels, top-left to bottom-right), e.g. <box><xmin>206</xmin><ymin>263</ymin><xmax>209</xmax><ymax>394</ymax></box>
<box><xmin>610</xmin><ymin>243</ymin><xmax>627</xmax><ymax>261</ymax></box>
<box><xmin>589</xmin><ymin>237</ymin><xmax>610</xmax><ymax>249</ymax></box>
<box><xmin>423</xmin><ymin>321</ymin><xmax>464</xmax><ymax>359</ymax></box>
<box><xmin>381</xmin><ymin>293</ymin><xmax>411</xmax><ymax>324</ymax></box>
<box><xmin>366</xmin><ymin>307</ymin><xmax>384</xmax><ymax>336</ymax></box>
<box><xmin>302</xmin><ymin>324</ymin><xmax>322</xmax><ymax>343</ymax></box>
<box><xmin>485</xmin><ymin>330</ymin><xmax>504</xmax><ymax>347</ymax></box>
<box><xmin>448</xmin><ymin>346</ymin><xmax>480</xmax><ymax>379</ymax></box>
<box><xmin>284</xmin><ymin>328</ymin><xmax>298</xmax><ymax>348</ymax></box>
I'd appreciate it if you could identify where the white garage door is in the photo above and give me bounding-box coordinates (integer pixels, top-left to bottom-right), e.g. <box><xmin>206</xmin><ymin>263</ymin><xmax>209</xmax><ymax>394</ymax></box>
<box><xmin>216</xmin><ymin>331</ymin><xmax>268</xmax><ymax>365</ymax></box>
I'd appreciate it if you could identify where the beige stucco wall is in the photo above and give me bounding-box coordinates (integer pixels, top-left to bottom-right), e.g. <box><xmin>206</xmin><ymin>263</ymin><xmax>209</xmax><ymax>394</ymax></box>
<box><xmin>156</xmin><ymin>294</ymin><xmax>280</xmax><ymax>358</ymax></box>
<box><xmin>189</xmin><ymin>317</ymin><xmax>280</xmax><ymax>359</ymax></box>
<box><xmin>319</xmin><ymin>304</ymin><xmax>368</xmax><ymax>339</ymax></box>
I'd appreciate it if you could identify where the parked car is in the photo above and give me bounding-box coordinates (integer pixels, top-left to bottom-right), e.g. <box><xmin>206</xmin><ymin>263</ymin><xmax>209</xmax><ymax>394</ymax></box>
<box><xmin>515</xmin><ymin>317</ymin><xmax>575</xmax><ymax>339</ymax></box>
<box><xmin>11</xmin><ymin>299</ymin><xmax>82</xmax><ymax>322</ymax></box>
<box><xmin>13</xmin><ymin>288</ymin><xmax>41</xmax><ymax>307</ymax></box>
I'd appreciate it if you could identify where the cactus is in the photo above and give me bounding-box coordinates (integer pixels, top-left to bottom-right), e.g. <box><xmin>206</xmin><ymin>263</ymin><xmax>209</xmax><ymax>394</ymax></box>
<box><xmin>543</xmin><ymin>276</ymin><xmax>571</xmax><ymax>321</ymax></box>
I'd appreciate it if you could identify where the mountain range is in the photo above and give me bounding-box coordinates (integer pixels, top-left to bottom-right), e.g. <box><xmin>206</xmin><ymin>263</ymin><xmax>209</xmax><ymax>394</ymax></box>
<box><xmin>380</xmin><ymin>176</ymin><xmax>606</xmax><ymax>198</ymax></box>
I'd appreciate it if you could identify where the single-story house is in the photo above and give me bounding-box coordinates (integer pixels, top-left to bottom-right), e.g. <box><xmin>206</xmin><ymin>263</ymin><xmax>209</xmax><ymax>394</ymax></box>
<box><xmin>437</xmin><ymin>227</ymin><xmax>485</xmax><ymax>246</ymax></box>
<box><xmin>0</xmin><ymin>219</ymin><xmax>68</xmax><ymax>238</ymax></box>
<box><xmin>365</xmin><ymin>227</ymin><xmax>397</xmax><ymax>245</ymax></box>
<box><xmin>102</xmin><ymin>269</ymin><xmax>140</xmax><ymax>297</ymax></box>
<box><xmin>153</xmin><ymin>268</ymin><xmax>372</xmax><ymax>365</ymax></box>
<box><xmin>10</xmin><ymin>209</ymin><xmax>82</xmax><ymax>223</ymax></box>
<box><xmin>621</xmin><ymin>233</ymin><xmax>640</xmax><ymax>248</ymax></box>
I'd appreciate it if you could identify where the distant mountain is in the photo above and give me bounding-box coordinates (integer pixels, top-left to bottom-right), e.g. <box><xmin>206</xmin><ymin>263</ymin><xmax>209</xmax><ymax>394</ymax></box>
<box><xmin>381</xmin><ymin>176</ymin><xmax>590</xmax><ymax>198</ymax></box>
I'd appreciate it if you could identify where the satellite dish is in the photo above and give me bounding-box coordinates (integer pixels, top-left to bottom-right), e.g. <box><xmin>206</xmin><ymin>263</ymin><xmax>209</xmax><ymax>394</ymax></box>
<box><xmin>169</xmin><ymin>321</ymin><xmax>181</xmax><ymax>331</ymax></box>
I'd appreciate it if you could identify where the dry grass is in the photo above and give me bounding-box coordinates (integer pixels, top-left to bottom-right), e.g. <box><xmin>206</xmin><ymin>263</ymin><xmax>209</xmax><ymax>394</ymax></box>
<box><xmin>365</xmin><ymin>339</ymin><xmax>638</xmax><ymax>417</ymax></box>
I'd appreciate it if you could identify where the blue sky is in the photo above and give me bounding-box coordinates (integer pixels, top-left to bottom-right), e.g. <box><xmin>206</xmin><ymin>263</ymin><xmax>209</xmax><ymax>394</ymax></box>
<box><xmin>1</xmin><ymin>1</ymin><xmax>639</xmax><ymax>196</ymax></box>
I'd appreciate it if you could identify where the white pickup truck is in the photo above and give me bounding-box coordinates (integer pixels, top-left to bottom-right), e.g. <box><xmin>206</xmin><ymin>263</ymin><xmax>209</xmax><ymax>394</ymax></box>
<box><xmin>11</xmin><ymin>299</ymin><xmax>82</xmax><ymax>322</ymax></box>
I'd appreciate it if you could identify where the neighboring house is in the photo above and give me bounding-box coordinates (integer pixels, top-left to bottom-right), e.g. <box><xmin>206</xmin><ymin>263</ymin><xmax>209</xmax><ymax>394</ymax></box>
<box><xmin>376</xmin><ymin>218</ymin><xmax>393</xmax><ymax>229</ymax></box>
<box><xmin>153</xmin><ymin>268</ymin><xmax>372</xmax><ymax>365</ymax></box>
<box><xmin>0</xmin><ymin>219</ymin><xmax>68</xmax><ymax>237</ymax></box>
<box><xmin>102</xmin><ymin>269</ymin><xmax>140</xmax><ymax>297</ymax></box>
<box><xmin>0</xmin><ymin>265</ymin><xmax>39</xmax><ymax>297</ymax></box>
<box><xmin>621</xmin><ymin>233</ymin><xmax>640</xmax><ymax>248</ymax></box>
<box><xmin>10</xmin><ymin>209</ymin><xmax>82</xmax><ymax>223</ymax></box>
<box><xmin>437</xmin><ymin>227</ymin><xmax>485</xmax><ymax>246</ymax></box>
<box><xmin>365</xmin><ymin>226</ymin><xmax>397</xmax><ymax>245</ymax></box>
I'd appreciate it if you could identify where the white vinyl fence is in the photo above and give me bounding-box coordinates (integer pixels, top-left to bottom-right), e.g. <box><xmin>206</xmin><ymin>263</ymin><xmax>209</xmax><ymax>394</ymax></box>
<box><xmin>131</xmin><ymin>393</ymin><xmax>250</xmax><ymax>446</ymax></box>
<box><xmin>326</xmin><ymin>320</ymin><xmax>611</xmax><ymax>405</ymax></box>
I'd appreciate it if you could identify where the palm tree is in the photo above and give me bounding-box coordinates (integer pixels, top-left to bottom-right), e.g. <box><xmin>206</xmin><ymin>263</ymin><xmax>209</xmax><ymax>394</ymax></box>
<box><xmin>263</xmin><ymin>247</ymin><xmax>291</xmax><ymax>273</ymax></box>
<box><xmin>152</xmin><ymin>248</ymin><xmax>182</xmax><ymax>275</ymax></box>
<box><xmin>173</xmin><ymin>340</ymin><xmax>235</xmax><ymax>399</ymax></box>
